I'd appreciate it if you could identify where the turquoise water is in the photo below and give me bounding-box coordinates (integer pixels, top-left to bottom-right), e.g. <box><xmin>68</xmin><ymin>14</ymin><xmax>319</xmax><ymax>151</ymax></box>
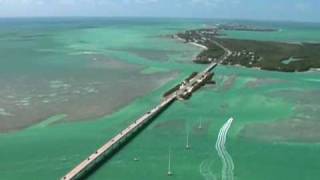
<box><xmin>0</xmin><ymin>18</ymin><xmax>201</xmax><ymax>131</ymax></box>
<box><xmin>0</xmin><ymin>18</ymin><xmax>320</xmax><ymax>180</ymax></box>
<box><xmin>221</xmin><ymin>20</ymin><xmax>320</xmax><ymax>43</ymax></box>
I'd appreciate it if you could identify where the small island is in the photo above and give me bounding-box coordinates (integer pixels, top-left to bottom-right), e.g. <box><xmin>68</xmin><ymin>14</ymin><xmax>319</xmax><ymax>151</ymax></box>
<box><xmin>217</xmin><ymin>23</ymin><xmax>278</xmax><ymax>32</ymax></box>
<box><xmin>175</xmin><ymin>27</ymin><xmax>320</xmax><ymax>72</ymax></box>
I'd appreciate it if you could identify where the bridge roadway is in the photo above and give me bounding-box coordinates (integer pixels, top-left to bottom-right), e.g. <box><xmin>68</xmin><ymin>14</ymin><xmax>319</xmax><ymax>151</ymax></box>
<box><xmin>62</xmin><ymin>62</ymin><xmax>218</xmax><ymax>180</ymax></box>
<box><xmin>62</xmin><ymin>95</ymin><xmax>176</xmax><ymax>180</ymax></box>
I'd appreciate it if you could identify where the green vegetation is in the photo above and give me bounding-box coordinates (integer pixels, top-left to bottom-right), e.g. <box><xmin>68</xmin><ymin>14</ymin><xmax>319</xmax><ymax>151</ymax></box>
<box><xmin>217</xmin><ymin>23</ymin><xmax>278</xmax><ymax>32</ymax></box>
<box><xmin>217</xmin><ymin>38</ymin><xmax>320</xmax><ymax>72</ymax></box>
<box><xmin>177</xmin><ymin>28</ymin><xmax>320</xmax><ymax>72</ymax></box>
<box><xmin>196</xmin><ymin>42</ymin><xmax>225</xmax><ymax>63</ymax></box>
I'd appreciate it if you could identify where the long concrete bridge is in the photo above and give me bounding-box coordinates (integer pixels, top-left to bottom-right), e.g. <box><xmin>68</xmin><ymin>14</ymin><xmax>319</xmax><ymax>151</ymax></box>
<box><xmin>61</xmin><ymin>62</ymin><xmax>219</xmax><ymax>180</ymax></box>
<box><xmin>61</xmin><ymin>62</ymin><xmax>218</xmax><ymax>180</ymax></box>
<box><xmin>62</xmin><ymin>95</ymin><xmax>176</xmax><ymax>180</ymax></box>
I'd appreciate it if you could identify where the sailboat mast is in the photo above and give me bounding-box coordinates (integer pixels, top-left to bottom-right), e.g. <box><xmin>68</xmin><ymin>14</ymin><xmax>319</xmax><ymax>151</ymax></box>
<box><xmin>199</xmin><ymin>119</ymin><xmax>202</xmax><ymax>129</ymax></box>
<box><xmin>168</xmin><ymin>150</ymin><xmax>171</xmax><ymax>171</ymax></box>
<box><xmin>167</xmin><ymin>149</ymin><xmax>173</xmax><ymax>176</ymax></box>
<box><xmin>186</xmin><ymin>130</ymin><xmax>191</xmax><ymax>149</ymax></box>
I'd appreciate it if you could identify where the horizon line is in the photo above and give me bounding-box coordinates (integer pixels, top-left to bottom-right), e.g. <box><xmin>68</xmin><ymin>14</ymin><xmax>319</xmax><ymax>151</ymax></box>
<box><xmin>0</xmin><ymin>16</ymin><xmax>319</xmax><ymax>24</ymax></box>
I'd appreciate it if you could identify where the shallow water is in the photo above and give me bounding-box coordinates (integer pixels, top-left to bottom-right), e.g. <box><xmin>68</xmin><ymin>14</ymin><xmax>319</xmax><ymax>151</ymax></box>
<box><xmin>0</xmin><ymin>18</ymin><xmax>199</xmax><ymax>131</ymax></box>
<box><xmin>220</xmin><ymin>20</ymin><xmax>320</xmax><ymax>43</ymax></box>
<box><xmin>0</xmin><ymin>18</ymin><xmax>320</xmax><ymax>180</ymax></box>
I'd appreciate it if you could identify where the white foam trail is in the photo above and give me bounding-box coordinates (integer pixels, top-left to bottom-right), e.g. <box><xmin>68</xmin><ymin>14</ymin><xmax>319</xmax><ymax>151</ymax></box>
<box><xmin>215</xmin><ymin>117</ymin><xmax>234</xmax><ymax>180</ymax></box>
<box><xmin>199</xmin><ymin>160</ymin><xmax>217</xmax><ymax>180</ymax></box>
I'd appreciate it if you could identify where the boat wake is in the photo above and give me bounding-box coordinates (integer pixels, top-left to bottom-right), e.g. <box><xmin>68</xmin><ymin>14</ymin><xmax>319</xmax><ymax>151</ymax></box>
<box><xmin>215</xmin><ymin>117</ymin><xmax>234</xmax><ymax>180</ymax></box>
<box><xmin>199</xmin><ymin>159</ymin><xmax>217</xmax><ymax>180</ymax></box>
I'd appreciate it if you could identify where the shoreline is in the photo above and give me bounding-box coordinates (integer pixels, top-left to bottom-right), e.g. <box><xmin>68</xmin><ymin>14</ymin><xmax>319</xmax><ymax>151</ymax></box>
<box><xmin>175</xmin><ymin>29</ymin><xmax>320</xmax><ymax>73</ymax></box>
<box><xmin>309</xmin><ymin>68</ymin><xmax>320</xmax><ymax>72</ymax></box>
<box><xmin>189</xmin><ymin>42</ymin><xmax>208</xmax><ymax>50</ymax></box>
<box><xmin>173</xmin><ymin>35</ymin><xmax>208</xmax><ymax>50</ymax></box>
<box><xmin>181</xmin><ymin>37</ymin><xmax>319</xmax><ymax>73</ymax></box>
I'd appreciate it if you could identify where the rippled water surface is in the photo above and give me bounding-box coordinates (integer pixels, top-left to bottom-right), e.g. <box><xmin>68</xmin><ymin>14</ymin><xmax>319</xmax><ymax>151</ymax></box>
<box><xmin>0</xmin><ymin>18</ymin><xmax>320</xmax><ymax>180</ymax></box>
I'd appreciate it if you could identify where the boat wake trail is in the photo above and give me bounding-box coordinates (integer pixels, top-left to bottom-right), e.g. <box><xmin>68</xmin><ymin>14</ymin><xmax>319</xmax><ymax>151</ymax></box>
<box><xmin>215</xmin><ymin>117</ymin><xmax>234</xmax><ymax>180</ymax></box>
<box><xmin>199</xmin><ymin>159</ymin><xmax>217</xmax><ymax>180</ymax></box>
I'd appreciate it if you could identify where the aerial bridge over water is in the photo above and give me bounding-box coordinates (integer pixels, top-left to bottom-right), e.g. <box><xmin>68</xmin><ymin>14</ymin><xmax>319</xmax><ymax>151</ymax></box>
<box><xmin>61</xmin><ymin>62</ymin><xmax>219</xmax><ymax>180</ymax></box>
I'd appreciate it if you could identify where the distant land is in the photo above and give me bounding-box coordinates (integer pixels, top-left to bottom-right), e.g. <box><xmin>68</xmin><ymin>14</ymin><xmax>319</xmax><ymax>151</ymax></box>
<box><xmin>217</xmin><ymin>23</ymin><xmax>278</xmax><ymax>32</ymax></box>
<box><xmin>176</xmin><ymin>24</ymin><xmax>320</xmax><ymax>72</ymax></box>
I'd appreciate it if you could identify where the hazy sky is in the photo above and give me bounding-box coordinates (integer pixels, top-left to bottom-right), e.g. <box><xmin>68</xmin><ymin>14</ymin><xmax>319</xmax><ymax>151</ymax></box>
<box><xmin>0</xmin><ymin>0</ymin><xmax>319</xmax><ymax>22</ymax></box>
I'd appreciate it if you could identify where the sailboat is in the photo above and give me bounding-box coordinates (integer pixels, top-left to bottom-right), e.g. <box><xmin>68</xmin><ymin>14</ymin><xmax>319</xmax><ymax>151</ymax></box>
<box><xmin>185</xmin><ymin>131</ymin><xmax>191</xmax><ymax>150</ymax></box>
<box><xmin>198</xmin><ymin>119</ymin><xmax>203</xmax><ymax>129</ymax></box>
<box><xmin>167</xmin><ymin>149</ymin><xmax>173</xmax><ymax>176</ymax></box>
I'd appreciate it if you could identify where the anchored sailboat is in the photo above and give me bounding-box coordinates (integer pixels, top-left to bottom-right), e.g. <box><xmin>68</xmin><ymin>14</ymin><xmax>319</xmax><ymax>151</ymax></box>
<box><xmin>167</xmin><ymin>149</ymin><xmax>173</xmax><ymax>176</ymax></box>
<box><xmin>186</xmin><ymin>130</ymin><xmax>191</xmax><ymax>150</ymax></box>
<box><xmin>198</xmin><ymin>119</ymin><xmax>203</xmax><ymax>129</ymax></box>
